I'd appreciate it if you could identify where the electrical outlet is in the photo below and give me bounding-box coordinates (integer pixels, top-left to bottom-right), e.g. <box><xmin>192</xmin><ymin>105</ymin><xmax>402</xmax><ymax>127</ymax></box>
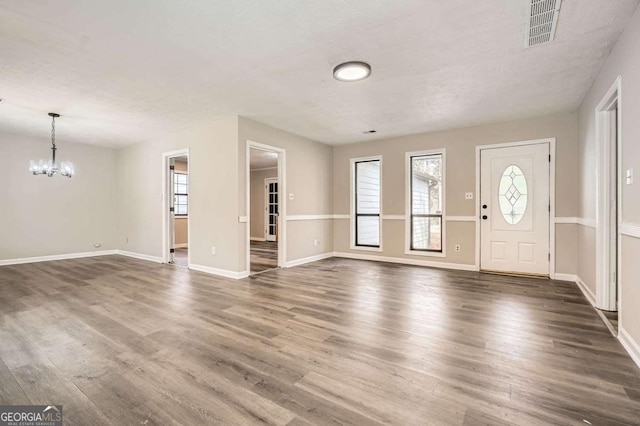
<box><xmin>313</xmin><ymin>239</ymin><xmax>320</xmax><ymax>246</ymax></box>
<box><xmin>211</xmin><ymin>246</ymin><xmax>216</xmax><ymax>255</ymax></box>
<box><xmin>455</xmin><ymin>244</ymin><xmax>461</xmax><ymax>252</ymax></box>
<box><xmin>94</xmin><ymin>243</ymin><xmax>102</xmax><ymax>248</ymax></box>
<box><xmin>289</xmin><ymin>193</ymin><xmax>294</xmax><ymax>200</ymax></box>
<box><xmin>465</xmin><ymin>192</ymin><xmax>474</xmax><ymax>200</ymax></box>
<box><xmin>627</xmin><ymin>168</ymin><xmax>634</xmax><ymax>185</ymax></box>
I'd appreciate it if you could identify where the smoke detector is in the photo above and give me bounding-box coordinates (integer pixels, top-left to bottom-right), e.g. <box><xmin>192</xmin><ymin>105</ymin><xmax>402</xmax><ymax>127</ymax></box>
<box><xmin>526</xmin><ymin>0</ymin><xmax>562</xmax><ymax>47</ymax></box>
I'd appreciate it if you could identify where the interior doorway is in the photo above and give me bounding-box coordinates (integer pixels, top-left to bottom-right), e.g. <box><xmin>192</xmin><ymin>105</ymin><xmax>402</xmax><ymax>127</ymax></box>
<box><xmin>477</xmin><ymin>139</ymin><xmax>554</xmax><ymax>277</ymax></box>
<box><xmin>162</xmin><ymin>149</ymin><xmax>190</xmax><ymax>268</ymax></box>
<box><xmin>248</xmin><ymin>145</ymin><xmax>281</xmax><ymax>274</ymax></box>
<box><xmin>595</xmin><ymin>76</ymin><xmax>621</xmax><ymax>334</ymax></box>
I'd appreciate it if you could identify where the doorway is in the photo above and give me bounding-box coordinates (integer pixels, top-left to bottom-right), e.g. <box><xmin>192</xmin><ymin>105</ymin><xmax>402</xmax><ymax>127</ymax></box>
<box><xmin>478</xmin><ymin>140</ymin><xmax>553</xmax><ymax>277</ymax></box>
<box><xmin>595</xmin><ymin>76</ymin><xmax>621</xmax><ymax>332</ymax></box>
<box><xmin>248</xmin><ymin>144</ymin><xmax>283</xmax><ymax>274</ymax></box>
<box><xmin>162</xmin><ymin>149</ymin><xmax>190</xmax><ymax>267</ymax></box>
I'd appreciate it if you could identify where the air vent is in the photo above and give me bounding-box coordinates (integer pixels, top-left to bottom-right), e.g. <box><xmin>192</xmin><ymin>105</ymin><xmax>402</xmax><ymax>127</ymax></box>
<box><xmin>526</xmin><ymin>0</ymin><xmax>562</xmax><ymax>47</ymax></box>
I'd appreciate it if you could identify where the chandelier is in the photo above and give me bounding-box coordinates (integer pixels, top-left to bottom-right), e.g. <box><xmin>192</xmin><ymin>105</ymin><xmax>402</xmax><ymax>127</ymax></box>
<box><xmin>29</xmin><ymin>113</ymin><xmax>74</xmax><ymax>178</ymax></box>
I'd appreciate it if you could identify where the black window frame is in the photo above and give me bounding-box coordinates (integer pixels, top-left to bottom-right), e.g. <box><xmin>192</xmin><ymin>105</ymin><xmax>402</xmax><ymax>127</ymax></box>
<box><xmin>409</xmin><ymin>153</ymin><xmax>443</xmax><ymax>253</ymax></box>
<box><xmin>354</xmin><ymin>159</ymin><xmax>381</xmax><ymax>248</ymax></box>
<box><xmin>174</xmin><ymin>172</ymin><xmax>189</xmax><ymax>217</ymax></box>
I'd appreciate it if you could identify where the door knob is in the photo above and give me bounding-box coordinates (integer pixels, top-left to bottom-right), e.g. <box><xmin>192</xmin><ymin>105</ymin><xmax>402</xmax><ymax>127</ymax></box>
<box><xmin>482</xmin><ymin>204</ymin><xmax>488</xmax><ymax>209</ymax></box>
<box><xmin>482</xmin><ymin>215</ymin><xmax>488</xmax><ymax>220</ymax></box>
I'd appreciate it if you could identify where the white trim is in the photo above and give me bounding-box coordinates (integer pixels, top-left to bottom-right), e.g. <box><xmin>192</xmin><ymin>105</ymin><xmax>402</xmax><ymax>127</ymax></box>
<box><xmin>555</xmin><ymin>217</ymin><xmax>578</xmax><ymax>224</ymax></box>
<box><xmin>0</xmin><ymin>250</ymin><xmax>118</xmax><ymax>266</ymax></box>
<box><xmin>173</xmin><ymin>243</ymin><xmax>188</xmax><ymax>249</ymax></box>
<box><xmin>577</xmin><ymin>217</ymin><xmax>597</xmax><ymax>228</ymax></box>
<box><xmin>250</xmin><ymin>166</ymin><xmax>277</xmax><ymax>172</ymax></box>
<box><xmin>286</xmin><ymin>214</ymin><xmax>334</xmax><ymax>221</ymax></box>
<box><xmin>162</xmin><ymin>148</ymin><xmax>190</xmax><ymax>266</ymax></box>
<box><xmin>188</xmin><ymin>263</ymin><xmax>249</xmax><ymax>280</ymax></box>
<box><xmin>575</xmin><ymin>275</ymin><xmax>596</xmax><ymax>307</ymax></box>
<box><xmin>117</xmin><ymin>250</ymin><xmax>164</xmax><ymax>263</ymax></box>
<box><xmin>247</xmin><ymin>140</ymin><xmax>287</xmax><ymax>270</ymax></box>
<box><xmin>405</xmin><ymin>148</ymin><xmax>447</xmax><ymax>258</ymax></box>
<box><xmin>445</xmin><ymin>216</ymin><xmax>477</xmax><ymax>222</ymax></box>
<box><xmin>619</xmin><ymin>327</ymin><xmax>640</xmax><ymax>370</ymax></box>
<box><xmin>350</xmin><ymin>155</ymin><xmax>383</xmax><ymax>252</ymax></box>
<box><xmin>620</xmin><ymin>222</ymin><xmax>640</xmax><ymax>239</ymax></box>
<box><xmin>553</xmin><ymin>273</ymin><xmax>577</xmax><ymax>282</ymax></box>
<box><xmin>595</xmin><ymin>75</ymin><xmax>622</xmax><ymax>311</ymax></box>
<box><xmin>334</xmin><ymin>251</ymin><xmax>478</xmax><ymax>271</ymax></box>
<box><xmin>475</xmin><ymin>138</ymin><xmax>556</xmax><ymax>277</ymax></box>
<box><xmin>238</xmin><ymin>216</ymin><xmax>248</xmax><ymax>223</ymax></box>
<box><xmin>250</xmin><ymin>237</ymin><xmax>266</xmax><ymax>242</ymax></box>
<box><xmin>333</xmin><ymin>214</ymin><xmax>350</xmax><ymax>220</ymax></box>
<box><xmin>382</xmin><ymin>214</ymin><xmax>404</xmax><ymax>220</ymax></box>
<box><xmin>285</xmin><ymin>252</ymin><xmax>334</xmax><ymax>268</ymax></box>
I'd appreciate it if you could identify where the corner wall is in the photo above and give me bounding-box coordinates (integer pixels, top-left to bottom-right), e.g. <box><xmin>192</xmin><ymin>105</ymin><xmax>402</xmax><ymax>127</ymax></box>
<box><xmin>0</xmin><ymin>131</ymin><xmax>118</xmax><ymax>262</ymax></box>
<box><xmin>577</xmin><ymin>5</ymin><xmax>640</xmax><ymax>362</ymax></box>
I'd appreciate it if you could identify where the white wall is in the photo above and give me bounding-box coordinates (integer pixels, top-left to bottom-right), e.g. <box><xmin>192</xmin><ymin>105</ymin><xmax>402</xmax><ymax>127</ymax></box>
<box><xmin>0</xmin><ymin>131</ymin><xmax>118</xmax><ymax>261</ymax></box>
<box><xmin>577</xmin><ymin>6</ymin><xmax>640</xmax><ymax>357</ymax></box>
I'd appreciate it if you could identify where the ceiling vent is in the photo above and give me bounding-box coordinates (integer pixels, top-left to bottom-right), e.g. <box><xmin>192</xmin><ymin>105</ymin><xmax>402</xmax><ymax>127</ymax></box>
<box><xmin>526</xmin><ymin>0</ymin><xmax>562</xmax><ymax>47</ymax></box>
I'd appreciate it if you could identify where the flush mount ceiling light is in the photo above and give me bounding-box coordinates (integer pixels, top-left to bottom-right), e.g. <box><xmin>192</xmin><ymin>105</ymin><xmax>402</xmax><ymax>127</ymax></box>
<box><xmin>333</xmin><ymin>61</ymin><xmax>371</xmax><ymax>82</ymax></box>
<box><xmin>29</xmin><ymin>113</ymin><xmax>74</xmax><ymax>178</ymax></box>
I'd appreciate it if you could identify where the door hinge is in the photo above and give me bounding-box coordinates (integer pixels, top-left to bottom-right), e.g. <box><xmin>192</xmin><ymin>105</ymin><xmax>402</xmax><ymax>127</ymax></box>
<box><xmin>170</xmin><ymin>207</ymin><xmax>175</xmax><ymax>212</ymax></box>
<box><xmin>548</xmin><ymin>253</ymin><xmax>551</xmax><ymax>261</ymax></box>
<box><xmin>170</xmin><ymin>248</ymin><xmax>175</xmax><ymax>253</ymax></box>
<box><xmin>170</xmin><ymin>165</ymin><xmax>175</xmax><ymax>170</ymax></box>
<box><xmin>549</xmin><ymin>154</ymin><xmax>551</xmax><ymax>162</ymax></box>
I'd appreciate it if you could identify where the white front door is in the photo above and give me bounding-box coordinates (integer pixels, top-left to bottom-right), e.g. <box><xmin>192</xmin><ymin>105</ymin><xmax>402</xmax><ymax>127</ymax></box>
<box><xmin>480</xmin><ymin>143</ymin><xmax>550</xmax><ymax>276</ymax></box>
<box><xmin>265</xmin><ymin>178</ymin><xmax>278</xmax><ymax>242</ymax></box>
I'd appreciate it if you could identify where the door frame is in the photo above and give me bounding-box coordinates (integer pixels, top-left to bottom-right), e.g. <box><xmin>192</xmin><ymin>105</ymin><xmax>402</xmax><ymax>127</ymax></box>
<box><xmin>595</xmin><ymin>76</ymin><xmax>622</xmax><ymax>311</ymax></box>
<box><xmin>162</xmin><ymin>148</ymin><xmax>190</xmax><ymax>266</ymax></box>
<box><xmin>264</xmin><ymin>177</ymin><xmax>278</xmax><ymax>242</ymax></box>
<box><xmin>475</xmin><ymin>138</ymin><xmax>556</xmax><ymax>277</ymax></box>
<box><xmin>246</xmin><ymin>140</ymin><xmax>286</xmax><ymax>272</ymax></box>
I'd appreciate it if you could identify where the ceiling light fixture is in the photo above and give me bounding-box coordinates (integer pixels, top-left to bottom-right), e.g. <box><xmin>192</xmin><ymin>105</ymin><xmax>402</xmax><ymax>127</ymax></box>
<box><xmin>333</xmin><ymin>61</ymin><xmax>371</xmax><ymax>82</ymax></box>
<box><xmin>29</xmin><ymin>113</ymin><xmax>74</xmax><ymax>178</ymax></box>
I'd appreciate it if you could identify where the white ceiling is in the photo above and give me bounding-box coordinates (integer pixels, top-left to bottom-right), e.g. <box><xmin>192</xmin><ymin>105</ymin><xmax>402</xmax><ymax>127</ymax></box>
<box><xmin>0</xmin><ymin>0</ymin><xmax>638</xmax><ymax>148</ymax></box>
<box><xmin>250</xmin><ymin>148</ymin><xmax>278</xmax><ymax>170</ymax></box>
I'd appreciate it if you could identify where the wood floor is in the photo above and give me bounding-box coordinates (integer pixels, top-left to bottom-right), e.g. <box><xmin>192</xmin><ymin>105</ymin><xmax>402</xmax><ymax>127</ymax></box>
<box><xmin>1</xmin><ymin>256</ymin><xmax>639</xmax><ymax>425</ymax></box>
<box><xmin>250</xmin><ymin>240</ymin><xmax>278</xmax><ymax>273</ymax></box>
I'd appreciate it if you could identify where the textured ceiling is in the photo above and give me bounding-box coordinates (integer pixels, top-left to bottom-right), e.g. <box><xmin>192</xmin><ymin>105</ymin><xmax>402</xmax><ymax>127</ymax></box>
<box><xmin>0</xmin><ymin>0</ymin><xmax>638</xmax><ymax>148</ymax></box>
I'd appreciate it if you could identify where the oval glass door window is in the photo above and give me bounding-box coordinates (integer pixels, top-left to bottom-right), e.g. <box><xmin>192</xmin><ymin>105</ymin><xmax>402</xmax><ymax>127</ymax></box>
<box><xmin>498</xmin><ymin>165</ymin><xmax>527</xmax><ymax>224</ymax></box>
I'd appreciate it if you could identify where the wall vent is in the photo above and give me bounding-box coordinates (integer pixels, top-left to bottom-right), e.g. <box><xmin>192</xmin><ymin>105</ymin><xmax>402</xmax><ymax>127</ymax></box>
<box><xmin>526</xmin><ymin>0</ymin><xmax>562</xmax><ymax>47</ymax></box>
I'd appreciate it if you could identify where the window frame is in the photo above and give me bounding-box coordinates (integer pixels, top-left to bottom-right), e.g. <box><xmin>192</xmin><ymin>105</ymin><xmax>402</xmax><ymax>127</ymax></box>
<box><xmin>350</xmin><ymin>155</ymin><xmax>383</xmax><ymax>252</ymax></box>
<box><xmin>174</xmin><ymin>171</ymin><xmax>189</xmax><ymax>217</ymax></box>
<box><xmin>405</xmin><ymin>149</ymin><xmax>446</xmax><ymax>257</ymax></box>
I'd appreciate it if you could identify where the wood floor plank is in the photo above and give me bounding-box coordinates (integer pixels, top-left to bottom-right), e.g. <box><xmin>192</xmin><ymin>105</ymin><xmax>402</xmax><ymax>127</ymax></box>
<box><xmin>1</xmin><ymin>255</ymin><xmax>639</xmax><ymax>425</ymax></box>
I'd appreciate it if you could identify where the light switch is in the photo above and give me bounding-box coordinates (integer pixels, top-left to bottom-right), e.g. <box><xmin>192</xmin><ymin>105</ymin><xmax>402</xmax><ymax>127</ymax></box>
<box><xmin>465</xmin><ymin>192</ymin><xmax>474</xmax><ymax>200</ymax></box>
<box><xmin>626</xmin><ymin>168</ymin><xmax>634</xmax><ymax>185</ymax></box>
<box><xmin>289</xmin><ymin>193</ymin><xmax>294</xmax><ymax>200</ymax></box>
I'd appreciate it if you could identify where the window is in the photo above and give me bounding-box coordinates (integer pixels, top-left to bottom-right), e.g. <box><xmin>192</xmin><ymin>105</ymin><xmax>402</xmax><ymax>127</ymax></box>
<box><xmin>408</xmin><ymin>151</ymin><xmax>444</xmax><ymax>253</ymax></box>
<box><xmin>174</xmin><ymin>172</ymin><xmax>188</xmax><ymax>216</ymax></box>
<box><xmin>353</xmin><ymin>158</ymin><xmax>381</xmax><ymax>248</ymax></box>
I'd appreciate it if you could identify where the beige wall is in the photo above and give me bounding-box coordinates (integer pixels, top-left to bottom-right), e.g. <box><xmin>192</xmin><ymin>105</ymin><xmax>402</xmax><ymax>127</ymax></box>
<box><xmin>250</xmin><ymin>168</ymin><xmax>278</xmax><ymax>239</ymax></box>
<box><xmin>117</xmin><ymin>116</ymin><xmax>241</xmax><ymax>271</ymax></box>
<box><xmin>576</xmin><ymin>7</ymin><xmax>640</xmax><ymax>346</ymax></box>
<box><xmin>0</xmin><ymin>131</ymin><xmax>118</xmax><ymax>261</ymax></box>
<box><xmin>333</xmin><ymin>112</ymin><xmax>579</xmax><ymax>273</ymax></box>
<box><xmin>238</xmin><ymin>117</ymin><xmax>334</xmax><ymax>266</ymax></box>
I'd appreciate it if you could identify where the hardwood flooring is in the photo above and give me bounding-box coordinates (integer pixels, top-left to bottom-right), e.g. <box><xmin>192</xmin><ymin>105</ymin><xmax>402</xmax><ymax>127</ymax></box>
<box><xmin>251</xmin><ymin>241</ymin><xmax>278</xmax><ymax>273</ymax></box>
<box><xmin>1</xmin><ymin>256</ymin><xmax>639</xmax><ymax>425</ymax></box>
<box><xmin>174</xmin><ymin>247</ymin><xmax>188</xmax><ymax>268</ymax></box>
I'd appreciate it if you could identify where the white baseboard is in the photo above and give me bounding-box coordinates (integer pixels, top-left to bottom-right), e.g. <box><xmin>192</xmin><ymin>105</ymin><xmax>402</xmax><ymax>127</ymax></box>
<box><xmin>0</xmin><ymin>250</ymin><xmax>119</xmax><ymax>266</ymax></box>
<box><xmin>333</xmin><ymin>251</ymin><xmax>478</xmax><ymax>272</ymax></box>
<box><xmin>188</xmin><ymin>263</ymin><xmax>248</xmax><ymax>279</ymax></box>
<box><xmin>173</xmin><ymin>243</ymin><xmax>188</xmax><ymax>249</ymax></box>
<box><xmin>575</xmin><ymin>275</ymin><xmax>596</xmax><ymax>307</ymax></box>
<box><xmin>250</xmin><ymin>237</ymin><xmax>266</xmax><ymax>242</ymax></box>
<box><xmin>553</xmin><ymin>273</ymin><xmax>577</xmax><ymax>282</ymax></box>
<box><xmin>285</xmin><ymin>252</ymin><xmax>334</xmax><ymax>268</ymax></box>
<box><xmin>116</xmin><ymin>250</ymin><xmax>164</xmax><ymax>263</ymax></box>
<box><xmin>619</xmin><ymin>327</ymin><xmax>640</xmax><ymax>369</ymax></box>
